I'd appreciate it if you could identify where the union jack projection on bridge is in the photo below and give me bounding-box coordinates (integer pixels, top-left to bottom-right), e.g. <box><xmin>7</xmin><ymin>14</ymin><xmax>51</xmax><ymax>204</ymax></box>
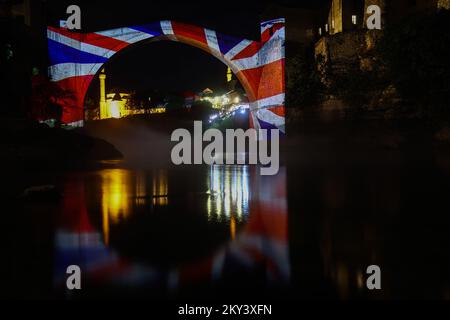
<box><xmin>46</xmin><ymin>19</ymin><xmax>286</xmax><ymax>132</ymax></box>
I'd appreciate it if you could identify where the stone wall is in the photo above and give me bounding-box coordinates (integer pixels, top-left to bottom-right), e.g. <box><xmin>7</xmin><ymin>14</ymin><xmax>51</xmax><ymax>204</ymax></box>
<box><xmin>306</xmin><ymin>0</ymin><xmax>449</xmax><ymax>122</ymax></box>
<box><xmin>314</xmin><ymin>30</ymin><xmax>370</xmax><ymax>84</ymax></box>
<box><xmin>313</xmin><ymin>29</ymin><xmax>390</xmax><ymax>118</ymax></box>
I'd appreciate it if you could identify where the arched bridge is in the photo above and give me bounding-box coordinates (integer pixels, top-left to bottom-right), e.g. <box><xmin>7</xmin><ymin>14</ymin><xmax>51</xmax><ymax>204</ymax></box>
<box><xmin>46</xmin><ymin>19</ymin><xmax>286</xmax><ymax>132</ymax></box>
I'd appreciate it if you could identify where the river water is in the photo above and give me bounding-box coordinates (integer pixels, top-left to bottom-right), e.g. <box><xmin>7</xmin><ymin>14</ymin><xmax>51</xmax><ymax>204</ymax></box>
<box><xmin>52</xmin><ymin>163</ymin><xmax>290</xmax><ymax>298</ymax></box>
<box><xmin>5</xmin><ymin>119</ymin><xmax>450</xmax><ymax>299</ymax></box>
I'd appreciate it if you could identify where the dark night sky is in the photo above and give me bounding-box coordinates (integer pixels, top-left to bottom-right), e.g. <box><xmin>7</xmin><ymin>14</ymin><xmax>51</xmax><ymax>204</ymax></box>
<box><xmin>103</xmin><ymin>40</ymin><xmax>229</xmax><ymax>94</ymax></box>
<box><xmin>45</xmin><ymin>0</ymin><xmax>328</xmax><ymax>96</ymax></box>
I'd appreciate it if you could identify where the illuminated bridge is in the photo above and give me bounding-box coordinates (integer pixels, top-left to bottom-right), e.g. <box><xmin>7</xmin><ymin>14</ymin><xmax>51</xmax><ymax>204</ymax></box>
<box><xmin>46</xmin><ymin>19</ymin><xmax>286</xmax><ymax>133</ymax></box>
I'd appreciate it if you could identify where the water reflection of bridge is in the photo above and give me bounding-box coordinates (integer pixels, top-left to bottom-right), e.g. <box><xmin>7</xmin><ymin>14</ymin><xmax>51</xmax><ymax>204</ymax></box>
<box><xmin>54</xmin><ymin>165</ymin><xmax>289</xmax><ymax>292</ymax></box>
<box><xmin>99</xmin><ymin>166</ymin><xmax>251</xmax><ymax>244</ymax></box>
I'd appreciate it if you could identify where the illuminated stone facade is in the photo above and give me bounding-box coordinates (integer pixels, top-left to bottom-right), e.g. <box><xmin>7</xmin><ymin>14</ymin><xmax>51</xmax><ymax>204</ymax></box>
<box><xmin>98</xmin><ymin>69</ymin><xmax>146</xmax><ymax>120</ymax></box>
<box><xmin>327</xmin><ymin>0</ymin><xmax>364</xmax><ymax>35</ymax></box>
<box><xmin>323</xmin><ymin>0</ymin><xmax>446</xmax><ymax>37</ymax></box>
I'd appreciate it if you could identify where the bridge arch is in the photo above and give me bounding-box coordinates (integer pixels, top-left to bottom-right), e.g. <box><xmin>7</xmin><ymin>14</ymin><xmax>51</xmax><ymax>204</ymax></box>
<box><xmin>46</xmin><ymin>19</ymin><xmax>285</xmax><ymax>132</ymax></box>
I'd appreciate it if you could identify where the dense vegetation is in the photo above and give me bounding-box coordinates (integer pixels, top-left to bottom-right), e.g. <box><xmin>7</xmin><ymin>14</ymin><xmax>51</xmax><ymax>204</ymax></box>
<box><xmin>378</xmin><ymin>9</ymin><xmax>450</xmax><ymax>122</ymax></box>
<box><xmin>286</xmin><ymin>10</ymin><xmax>450</xmax><ymax>125</ymax></box>
<box><xmin>285</xmin><ymin>43</ymin><xmax>323</xmax><ymax>109</ymax></box>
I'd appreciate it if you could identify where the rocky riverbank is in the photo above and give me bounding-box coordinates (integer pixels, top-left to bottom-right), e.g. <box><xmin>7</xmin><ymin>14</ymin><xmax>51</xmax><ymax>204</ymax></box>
<box><xmin>0</xmin><ymin>117</ymin><xmax>123</xmax><ymax>171</ymax></box>
<box><xmin>0</xmin><ymin>117</ymin><xmax>123</xmax><ymax>201</ymax></box>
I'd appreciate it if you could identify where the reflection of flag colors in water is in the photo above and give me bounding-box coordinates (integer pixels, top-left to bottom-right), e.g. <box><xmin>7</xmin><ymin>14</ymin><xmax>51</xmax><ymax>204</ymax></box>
<box><xmin>54</xmin><ymin>168</ymin><xmax>289</xmax><ymax>289</ymax></box>
<box><xmin>46</xmin><ymin>19</ymin><xmax>285</xmax><ymax>132</ymax></box>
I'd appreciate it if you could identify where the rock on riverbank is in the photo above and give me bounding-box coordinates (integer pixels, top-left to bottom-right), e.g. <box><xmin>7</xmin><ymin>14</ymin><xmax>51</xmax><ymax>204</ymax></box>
<box><xmin>0</xmin><ymin>117</ymin><xmax>123</xmax><ymax>170</ymax></box>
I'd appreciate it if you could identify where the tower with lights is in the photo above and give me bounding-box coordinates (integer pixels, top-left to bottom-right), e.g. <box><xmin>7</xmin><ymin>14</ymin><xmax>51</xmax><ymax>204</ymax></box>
<box><xmin>99</xmin><ymin>68</ymin><xmax>107</xmax><ymax>119</ymax></box>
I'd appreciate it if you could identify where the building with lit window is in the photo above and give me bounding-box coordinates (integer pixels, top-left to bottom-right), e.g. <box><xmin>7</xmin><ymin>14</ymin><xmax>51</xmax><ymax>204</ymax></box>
<box><xmin>320</xmin><ymin>0</ymin><xmax>448</xmax><ymax>37</ymax></box>
<box><xmin>199</xmin><ymin>88</ymin><xmax>248</xmax><ymax>115</ymax></box>
<box><xmin>312</xmin><ymin>0</ymin><xmax>449</xmax><ymax>68</ymax></box>
<box><xmin>326</xmin><ymin>0</ymin><xmax>365</xmax><ymax>35</ymax></box>
<box><xmin>260</xmin><ymin>0</ymin><xmax>448</xmax><ymax>45</ymax></box>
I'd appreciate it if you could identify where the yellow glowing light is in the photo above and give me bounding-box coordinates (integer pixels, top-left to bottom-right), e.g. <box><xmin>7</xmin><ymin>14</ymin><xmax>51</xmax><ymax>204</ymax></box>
<box><xmin>149</xmin><ymin>107</ymin><xmax>166</xmax><ymax>114</ymax></box>
<box><xmin>109</xmin><ymin>101</ymin><xmax>121</xmax><ymax>118</ymax></box>
<box><xmin>227</xmin><ymin>67</ymin><xmax>233</xmax><ymax>82</ymax></box>
<box><xmin>135</xmin><ymin>170</ymin><xmax>147</xmax><ymax>205</ymax></box>
<box><xmin>101</xmin><ymin>169</ymin><xmax>131</xmax><ymax>223</ymax></box>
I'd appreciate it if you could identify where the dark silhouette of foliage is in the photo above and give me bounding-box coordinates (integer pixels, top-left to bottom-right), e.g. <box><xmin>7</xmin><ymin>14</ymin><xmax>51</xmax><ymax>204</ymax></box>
<box><xmin>31</xmin><ymin>77</ymin><xmax>75</xmax><ymax>127</ymax></box>
<box><xmin>190</xmin><ymin>100</ymin><xmax>214</xmax><ymax>120</ymax></box>
<box><xmin>377</xmin><ymin>10</ymin><xmax>450</xmax><ymax>120</ymax></box>
<box><xmin>327</xmin><ymin>60</ymin><xmax>385</xmax><ymax>110</ymax></box>
<box><xmin>285</xmin><ymin>44</ymin><xmax>323</xmax><ymax>109</ymax></box>
<box><xmin>165</xmin><ymin>93</ymin><xmax>185</xmax><ymax>111</ymax></box>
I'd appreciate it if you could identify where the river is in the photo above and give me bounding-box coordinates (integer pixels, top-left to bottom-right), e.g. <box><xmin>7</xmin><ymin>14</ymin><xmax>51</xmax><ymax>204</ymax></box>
<box><xmin>4</xmin><ymin>118</ymin><xmax>450</xmax><ymax>299</ymax></box>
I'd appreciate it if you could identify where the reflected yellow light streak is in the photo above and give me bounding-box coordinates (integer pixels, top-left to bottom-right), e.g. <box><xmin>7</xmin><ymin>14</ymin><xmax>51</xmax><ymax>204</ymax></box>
<box><xmin>101</xmin><ymin>169</ymin><xmax>130</xmax><ymax>224</ymax></box>
<box><xmin>135</xmin><ymin>171</ymin><xmax>147</xmax><ymax>206</ymax></box>
<box><xmin>152</xmin><ymin>169</ymin><xmax>168</xmax><ymax>206</ymax></box>
<box><xmin>102</xmin><ymin>204</ymin><xmax>110</xmax><ymax>246</ymax></box>
<box><xmin>98</xmin><ymin>169</ymin><xmax>171</xmax><ymax>246</ymax></box>
<box><xmin>230</xmin><ymin>215</ymin><xmax>236</xmax><ymax>240</ymax></box>
<box><xmin>101</xmin><ymin>169</ymin><xmax>131</xmax><ymax>245</ymax></box>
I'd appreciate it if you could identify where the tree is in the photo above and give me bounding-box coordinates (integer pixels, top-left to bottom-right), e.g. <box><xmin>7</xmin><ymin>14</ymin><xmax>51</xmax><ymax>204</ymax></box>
<box><xmin>84</xmin><ymin>96</ymin><xmax>99</xmax><ymax>120</ymax></box>
<box><xmin>165</xmin><ymin>93</ymin><xmax>185</xmax><ymax>112</ymax></box>
<box><xmin>124</xmin><ymin>91</ymin><xmax>141</xmax><ymax>110</ymax></box>
<box><xmin>31</xmin><ymin>77</ymin><xmax>75</xmax><ymax>127</ymax></box>
<box><xmin>285</xmin><ymin>44</ymin><xmax>323</xmax><ymax>109</ymax></box>
<box><xmin>190</xmin><ymin>100</ymin><xmax>214</xmax><ymax>120</ymax></box>
<box><xmin>377</xmin><ymin>10</ymin><xmax>450</xmax><ymax>120</ymax></box>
